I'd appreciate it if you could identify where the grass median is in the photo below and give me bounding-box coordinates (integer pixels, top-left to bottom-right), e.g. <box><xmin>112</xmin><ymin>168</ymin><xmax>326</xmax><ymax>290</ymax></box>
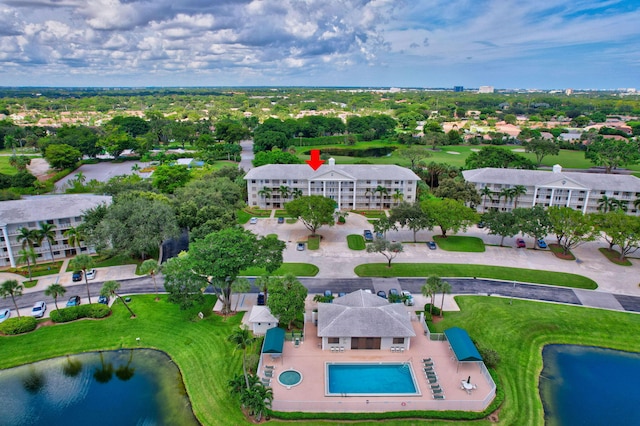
<box><xmin>240</xmin><ymin>262</ymin><xmax>319</xmax><ymax>277</ymax></box>
<box><xmin>354</xmin><ymin>263</ymin><xmax>598</xmax><ymax>289</ymax></box>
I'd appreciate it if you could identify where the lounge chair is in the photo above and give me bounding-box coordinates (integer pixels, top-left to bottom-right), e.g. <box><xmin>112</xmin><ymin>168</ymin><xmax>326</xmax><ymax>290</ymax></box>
<box><xmin>428</xmin><ymin>377</ymin><xmax>438</xmax><ymax>384</ymax></box>
<box><xmin>400</xmin><ymin>347</ymin><xmax>405</xmax><ymax>353</ymax></box>
<box><xmin>339</xmin><ymin>346</ymin><xmax>345</xmax><ymax>352</ymax></box>
<box><xmin>422</xmin><ymin>358</ymin><xmax>432</xmax><ymax>363</ymax></box>
<box><xmin>261</xmin><ymin>379</ymin><xmax>271</xmax><ymax>386</ymax></box>
<box><xmin>265</xmin><ymin>371</ymin><xmax>273</xmax><ymax>378</ymax></box>
<box><xmin>423</xmin><ymin>361</ymin><xmax>434</xmax><ymax>366</ymax></box>
<box><xmin>432</xmin><ymin>388</ymin><xmax>443</xmax><ymax>395</ymax></box>
<box><xmin>433</xmin><ymin>394</ymin><xmax>445</xmax><ymax>400</ymax></box>
<box><xmin>265</xmin><ymin>365</ymin><xmax>275</xmax><ymax>370</ymax></box>
<box><xmin>431</xmin><ymin>384</ymin><xmax>441</xmax><ymax>390</ymax></box>
<box><xmin>423</xmin><ymin>366</ymin><xmax>434</xmax><ymax>371</ymax></box>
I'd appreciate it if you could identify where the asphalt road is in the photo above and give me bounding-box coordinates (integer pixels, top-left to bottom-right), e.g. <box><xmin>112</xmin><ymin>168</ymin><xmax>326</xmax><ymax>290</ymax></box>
<box><xmin>5</xmin><ymin>275</ymin><xmax>640</xmax><ymax>313</ymax></box>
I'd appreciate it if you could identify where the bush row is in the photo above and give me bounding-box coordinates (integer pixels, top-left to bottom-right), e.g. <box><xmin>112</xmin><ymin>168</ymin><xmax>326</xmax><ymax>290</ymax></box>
<box><xmin>50</xmin><ymin>304</ymin><xmax>110</xmax><ymax>323</ymax></box>
<box><xmin>0</xmin><ymin>316</ymin><xmax>37</xmax><ymax>335</ymax></box>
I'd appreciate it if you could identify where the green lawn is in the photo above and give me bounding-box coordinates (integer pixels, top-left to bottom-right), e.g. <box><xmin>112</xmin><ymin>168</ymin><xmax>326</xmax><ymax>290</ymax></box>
<box><xmin>307</xmin><ymin>235</ymin><xmax>320</xmax><ymax>250</ymax></box>
<box><xmin>4</xmin><ymin>260</ymin><xmax>63</xmax><ymax>278</ymax></box>
<box><xmin>240</xmin><ymin>262</ymin><xmax>319</xmax><ymax>276</ymax></box>
<box><xmin>434</xmin><ymin>296</ymin><xmax>640</xmax><ymax>425</ymax></box>
<box><xmin>354</xmin><ymin>263</ymin><xmax>598</xmax><ymax>289</ymax></box>
<box><xmin>433</xmin><ymin>235</ymin><xmax>486</xmax><ymax>252</ymax></box>
<box><xmin>598</xmin><ymin>248</ymin><xmax>633</xmax><ymax>266</ymax></box>
<box><xmin>236</xmin><ymin>209</ymin><xmax>252</xmax><ymax>224</ymax></box>
<box><xmin>347</xmin><ymin>234</ymin><xmax>366</xmax><ymax>250</ymax></box>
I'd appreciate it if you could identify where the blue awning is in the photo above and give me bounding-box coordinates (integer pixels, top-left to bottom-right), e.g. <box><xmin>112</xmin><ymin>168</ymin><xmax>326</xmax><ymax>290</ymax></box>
<box><xmin>262</xmin><ymin>327</ymin><xmax>285</xmax><ymax>354</ymax></box>
<box><xmin>444</xmin><ymin>327</ymin><xmax>483</xmax><ymax>362</ymax></box>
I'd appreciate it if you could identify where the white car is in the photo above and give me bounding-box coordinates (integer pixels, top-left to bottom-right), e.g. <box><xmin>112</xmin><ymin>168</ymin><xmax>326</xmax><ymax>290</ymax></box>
<box><xmin>0</xmin><ymin>308</ymin><xmax>10</xmax><ymax>323</ymax></box>
<box><xmin>31</xmin><ymin>301</ymin><xmax>46</xmax><ymax>318</ymax></box>
<box><xmin>86</xmin><ymin>269</ymin><xmax>97</xmax><ymax>280</ymax></box>
<box><xmin>249</xmin><ymin>217</ymin><xmax>258</xmax><ymax>224</ymax></box>
<box><xmin>401</xmin><ymin>291</ymin><xmax>415</xmax><ymax>306</ymax></box>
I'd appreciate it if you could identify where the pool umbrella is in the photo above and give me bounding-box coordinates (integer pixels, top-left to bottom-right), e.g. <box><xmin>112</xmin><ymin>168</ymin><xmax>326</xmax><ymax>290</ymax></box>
<box><xmin>467</xmin><ymin>376</ymin><xmax>471</xmax><ymax>384</ymax></box>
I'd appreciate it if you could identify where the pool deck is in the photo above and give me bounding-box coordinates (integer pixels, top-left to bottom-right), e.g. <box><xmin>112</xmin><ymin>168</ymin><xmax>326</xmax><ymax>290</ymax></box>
<box><xmin>261</xmin><ymin>318</ymin><xmax>496</xmax><ymax>413</ymax></box>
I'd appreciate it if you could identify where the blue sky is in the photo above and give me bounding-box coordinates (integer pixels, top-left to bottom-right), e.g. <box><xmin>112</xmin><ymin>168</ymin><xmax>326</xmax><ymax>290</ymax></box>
<box><xmin>0</xmin><ymin>0</ymin><xmax>639</xmax><ymax>89</ymax></box>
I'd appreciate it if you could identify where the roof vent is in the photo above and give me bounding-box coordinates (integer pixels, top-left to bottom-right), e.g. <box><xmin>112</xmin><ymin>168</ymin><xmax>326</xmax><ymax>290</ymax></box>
<box><xmin>328</xmin><ymin>157</ymin><xmax>335</xmax><ymax>166</ymax></box>
<box><xmin>552</xmin><ymin>164</ymin><xmax>562</xmax><ymax>173</ymax></box>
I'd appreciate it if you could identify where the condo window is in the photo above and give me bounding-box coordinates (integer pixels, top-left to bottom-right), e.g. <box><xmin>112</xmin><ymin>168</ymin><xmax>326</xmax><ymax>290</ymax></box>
<box><xmin>393</xmin><ymin>337</ymin><xmax>405</xmax><ymax>344</ymax></box>
<box><xmin>328</xmin><ymin>337</ymin><xmax>339</xmax><ymax>344</ymax></box>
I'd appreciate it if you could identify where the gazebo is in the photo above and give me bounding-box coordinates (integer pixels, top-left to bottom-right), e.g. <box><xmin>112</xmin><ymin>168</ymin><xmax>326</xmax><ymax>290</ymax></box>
<box><xmin>262</xmin><ymin>327</ymin><xmax>285</xmax><ymax>359</ymax></box>
<box><xmin>444</xmin><ymin>327</ymin><xmax>483</xmax><ymax>372</ymax></box>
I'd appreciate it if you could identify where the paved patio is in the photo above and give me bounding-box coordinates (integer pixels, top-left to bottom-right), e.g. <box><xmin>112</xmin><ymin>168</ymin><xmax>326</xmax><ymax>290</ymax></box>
<box><xmin>260</xmin><ymin>310</ymin><xmax>495</xmax><ymax>413</ymax></box>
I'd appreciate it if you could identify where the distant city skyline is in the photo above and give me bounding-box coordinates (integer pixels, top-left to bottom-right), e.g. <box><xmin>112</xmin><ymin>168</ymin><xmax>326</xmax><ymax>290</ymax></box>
<box><xmin>0</xmin><ymin>1</ymin><xmax>639</xmax><ymax>89</ymax></box>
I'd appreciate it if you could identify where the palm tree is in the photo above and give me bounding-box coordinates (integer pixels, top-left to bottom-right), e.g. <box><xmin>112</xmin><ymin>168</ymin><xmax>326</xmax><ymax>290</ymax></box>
<box><xmin>375</xmin><ymin>185</ymin><xmax>389</xmax><ymax>210</ymax></box>
<box><xmin>598</xmin><ymin>195</ymin><xmax>614</xmax><ymax>213</ymax></box>
<box><xmin>227</xmin><ymin>326</ymin><xmax>257</xmax><ymax>389</ymax></box>
<box><xmin>480</xmin><ymin>186</ymin><xmax>493</xmax><ymax>213</ymax></box>
<box><xmin>0</xmin><ymin>280</ymin><xmax>24</xmax><ymax>318</ymax></box>
<box><xmin>364</xmin><ymin>188</ymin><xmax>374</xmax><ymax>209</ymax></box>
<box><xmin>421</xmin><ymin>276</ymin><xmax>441</xmax><ymax>315</ymax></box>
<box><xmin>63</xmin><ymin>226</ymin><xmax>84</xmax><ymax>255</ymax></box>
<box><xmin>258</xmin><ymin>187</ymin><xmax>272</xmax><ymax>201</ymax></box>
<box><xmin>611</xmin><ymin>198</ymin><xmax>628</xmax><ymax>212</ymax></box>
<box><xmin>69</xmin><ymin>254</ymin><xmax>96</xmax><ymax>303</ymax></box>
<box><xmin>45</xmin><ymin>283</ymin><xmax>67</xmax><ymax>312</ymax></box>
<box><xmin>37</xmin><ymin>222</ymin><xmax>57</xmax><ymax>262</ymax></box>
<box><xmin>243</xmin><ymin>381</ymin><xmax>273</xmax><ymax>422</ymax></box>
<box><xmin>438</xmin><ymin>280</ymin><xmax>452</xmax><ymax>317</ymax></box>
<box><xmin>17</xmin><ymin>227</ymin><xmax>37</xmax><ymax>254</ymax></box>
<box><xmin>499</xmin><ymin>188</ymin><xmax>515</xmax><ymax>209</ymax></box>
<box><xmin>392</xmin><ymin>189</ymin><xmax>404</xmax><ymax>206</ymax></box>
<box><xmin>139</xmin><ymin>259</ymin><xmax>161</xmax><ymax>301</ymax></box>
<box><xmin>633</xmin><ymin>197</ymin><xmax>640</xmax><ymax>211</ymax></box>
<box><xmin>101</xmin><ymin>280</ymin><xmax>136</xmax><ymax>318</ymax></box>
<box><xmin>74</xmin><ymin>171</ymin><xmax>86</xmax><ymax>184</ymax></box>
<box><xmin>512</xmin><ymin>185</ymin><xmax>527</xmax><ymax>208</ymax></box>
<box><xmin>131</xmin><ymin>163</ymin><xmax>141</xmax><ymax>173</ymax></box>
<box><xmin>279</xmin><ymin>185</ymin><xmax>291</xmax><ymax>201</ymax></box>
<box><xmin>291</xmin><ymin>188</ymin><xmax>303</xmax><ymax>199</ymax></box>
<box><xmin>17</xmin><ymin>248</ymin><xmax>37</xmax><ymax>280</ymax></box>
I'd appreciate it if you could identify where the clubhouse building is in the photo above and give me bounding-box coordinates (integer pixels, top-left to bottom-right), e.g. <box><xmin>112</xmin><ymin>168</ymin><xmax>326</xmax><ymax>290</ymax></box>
<box><xmin>0</xmin><ymin>194</ymin><xmax>112</xmax><ymax>267</ymax></box>
<box><xmin>463</xmin><ymin>165</ymin><xmax>640</xmax><ymax>215</ymax></box>
<box><xmin>244</xmin><ymin>159</ymin><xmax>420</xmax><ymax>210</ymax></box>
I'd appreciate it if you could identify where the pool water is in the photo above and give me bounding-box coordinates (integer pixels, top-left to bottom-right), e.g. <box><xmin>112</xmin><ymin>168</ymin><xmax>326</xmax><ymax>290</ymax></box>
<box><xmin>326</xmin><ymin>362</ymin><xmax>419</xmax><ymax>396</ymax></box>
<box><xmin>540</xmin><ymin>345</ymin><xmax>640</xmax><ymax>426</ymax></box>
<box><xmin>278</xmin><ymin>370</ymin><xmax>302</xmax><ymax>387</ymax></box>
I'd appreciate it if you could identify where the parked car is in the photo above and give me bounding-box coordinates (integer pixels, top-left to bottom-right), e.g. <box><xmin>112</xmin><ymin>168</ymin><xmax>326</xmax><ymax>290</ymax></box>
<box><xmin>388</xmin><ymin>288</ymin><xmax>399</xmax><ymax>297</ymax></box>
<box><xmin>363</xmin><ymin>230</ymin><xmax>374</xmax><ymax>241</ymax></box>
<box><xmin>376</xmin><ymin>290</ymin><xmax>387</xmax><ymax>299</ymax></box>
<box><xmin>427</xmin><ymin>241</ymin><xmax>437</xmax><ymax>250</ymax></box>
<box><xmin>477</xmin><ymin>221</ymin><xmax>485</xmax><ymax>229</ymax></box>
<box><xmin>86</xmin><ymin>269</ymin><xmax>97</xmax><ymax>280</ymax></box>
<box><xmin>338</xmin><ymin>292</ymin><xmax>346</xmax><ymax>297</ymax></box>
<box><xmin>324</xmin><ymin>290</ymin><xmax>333</xmax><ymax>298</ymax></box>
<box><xmin>0</xmin><ymin>308</ymin><xmax>10</xmax><ymax>323</ymax></box>
<box><xmin>296</xmin><ymin>242</ymin><xmax>305</xmax><ymax>251</ymax></box>
<box><xmin>257</xmin><ymin>292</ymin><xmax>265</xmax><ymax>306</ymax></box>
<box><xmin>537</xmin><ymin>238</ymin><xmax>548</xmax><ymax>249</ymax></box>
<box><xmin>516</xmin><ymin>238</ymin><xmax>526</xmax><ymax>248</ymax></box>
<box><xmin>401</xmin><ymin>290</ymin><xmax>415</xmax><ymax>306</ymax></box>
<box><xmin>72</xmin><ymin>270</ymin><xmax>83</xmax><ymax>282</ymax></box>
<box><xmin>98</xmin><ymin>295</ymin><xmax>110</xmax><ymax>305</ymax></box>
<box><xmin>249</xmin><ymin>217</ymin><xmax>258</xmax><ymax>224</ymax></box>
<box><xmin>31</xmin><ymin>301</ymin><xmax>46</xmax><ymax>318</ymax></box>
<box><xmin>277</xmin><ymin>217</ymin><xmax>285</xmax><ymax>224</ymax></box>
<box><xmin>66</xmin><ymin>295</ymin><xmax>81</xmax><ymax>307</ymax></box>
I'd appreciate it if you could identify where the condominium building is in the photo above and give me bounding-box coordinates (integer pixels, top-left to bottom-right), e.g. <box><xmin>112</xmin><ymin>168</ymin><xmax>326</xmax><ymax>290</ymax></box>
<box><xmin>463</xmin><ymin>165</ymin><xmax>640</xmax><ymax>215</ymax></box>
<box><xmin>0</xmin><ymin>194</ymin><xmax>112</xmax><ymax>267</ymax></box>
<box><xmin>244</xmin><ymin>159</ymin><xmax>420</xmax><ymax>210</ymax></box>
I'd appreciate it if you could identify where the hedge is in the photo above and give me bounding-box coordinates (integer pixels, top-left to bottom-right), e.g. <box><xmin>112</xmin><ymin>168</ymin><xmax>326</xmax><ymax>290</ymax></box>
<box><xmin>50</xmin><ymin>304</ymin><xmax>111</xmax><ymax>323</ymax></box>
<box><xmin>0</xmin><ymin>316</ymin><xmax>37</xmax><ymax>335</ymax></box>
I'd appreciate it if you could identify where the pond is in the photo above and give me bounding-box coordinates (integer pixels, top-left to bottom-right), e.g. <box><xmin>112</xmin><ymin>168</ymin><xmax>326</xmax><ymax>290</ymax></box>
<box><xmin>0</xmin><ymin>349</ymin><xmax>199</xmax><ymax>426</ymax></box>
<box><xmin>539</xmin><ymin>344</ymin><xmax>640</xmax><ymax>426</ymax></box>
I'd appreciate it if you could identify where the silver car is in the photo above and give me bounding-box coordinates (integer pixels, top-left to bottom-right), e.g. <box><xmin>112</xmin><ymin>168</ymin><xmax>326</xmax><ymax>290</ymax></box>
<box><xmin>31</xmin><ymin>301</ymin><xmax>46</xmax><ymax>318</ymax></box>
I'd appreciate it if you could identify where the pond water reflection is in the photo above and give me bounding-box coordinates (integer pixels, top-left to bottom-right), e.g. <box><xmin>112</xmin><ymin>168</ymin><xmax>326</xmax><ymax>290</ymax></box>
<box><xmin>0</xmin><ymin>349</ymin><xmax>199</xmax><ymax>426</ymax></box>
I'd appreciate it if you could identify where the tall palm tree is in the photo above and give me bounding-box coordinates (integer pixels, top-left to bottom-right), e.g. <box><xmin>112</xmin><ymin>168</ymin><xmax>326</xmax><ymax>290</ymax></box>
<box><xmin>258</xmin><ymin>187</ymin><xmax>272</xmax><ymax>201</ymax></box>
<box><xmin>291</xmin><ymin>188</ymin><xmax>303</xmax><ymax>199</ymax></box>
<box><xmin>439</xmin><ymin>280</ymin><xmax>452</xmax><ymax>317</ymax></box>
<box><xmin>101</xmin><ymin>280</ymin><xmax>136</xmax><ymax>318</ymax></box>
<box><xmin>37</xmin><ymin>222</ymin><xmax>58</xmax><ymax>262</ymax></box>
<box><xmin>499</xmin><ymin>188</ymin><xmax>515</xmax><ymax>209</ymax></box>
<box><xmin>17</xmin><ymin>248</ymin><xmax>37</xmax><ymax>280</ymax></box>
<box><xmin>611</xmin><ymin>198</ymin><xmax>628</xmax><ymax>212</ymax></box>
<box><xmin>597</xmin><ymin>195</ymin><xmax>614</xmax><ymax>213</ymax></box>
<box><xmin>364</xmin><ymin>188</ymin><xmax>374</xmax><ymax>209</ymax></box>
<box><xmin>139</xmin><ymin>259</ymin><xmax>161</xmax><ymax>301</ymax></box>
<box><xmin>392</xmin><ymin>189</ymin><xmax>404</xmax><ymax>206</ymax></box>
<box><xmin>480</xmin><ymin>186</ymin><xmax>493</xmax><ymax>213</ymax></box>
<box><xmin>375</xmin><ymin>185</ymin><xmax>389</xmax><ymax>210</ymax></box>
<box><xmin>279</xmin><ymin>185</ymin><xmax>291</xmax><ymax>201</ymax></box>
<box><xmin>242</xmin><ymin>381</ymin><xmax>273</xmax><ymax>422</ymax></box>
<box><xmin>227</xmin><ymin>326</ymin><xmax>257</xmax><ymax>389</ymax></box>
<box><xmin>421</xmin><ymin>276</ymin><xmax>441</xmax><ymax>315</ymax></box>
<box><xmin>17</xmin><ymin>227</ymin><xmax>37</xmax><ymax>254</ymax></box>
<box><xmin>63</xmin><ymin>226</ymin><xmax>85</xmax><ymax>255</ymax></box>
<box><xmin>44</xmin><ymin>283</ymin><xmax>67</xmax><ymax>312</ymax></box>
<box><xmin>512</xmin><ymin>185</ymin><xmax>527</xmax><ymax>208</ymax></box>
<box><xmin>69</xmin><ymin>254</ymin><xmax>96</xmax><ymax>303</ymax></box>
<box><xmin>74</xmin><ymin>171</ymin><xmax>86</xmax><ymax>184</ymax></box>
<box><xmin>0</xmin><ymin>280</ymin><xmax>24</xmax><ymax>318</ymax></box>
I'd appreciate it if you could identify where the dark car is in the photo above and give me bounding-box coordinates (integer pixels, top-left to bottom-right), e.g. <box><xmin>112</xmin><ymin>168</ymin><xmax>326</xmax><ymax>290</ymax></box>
<box><xmin>516</xmin><ymin>238</ymin><xmax>526</xmax><ymax>248</ymax></box>
<box><xmin>72</xmin><ymin>270</ymin><xmax>83</xmax><ymax>282</ymax></box>
<box><xmin>98</xmin><ymin>295</ymin><xmax>110</xmax><ymax>305</ymax></box>
<box><xmin>363</xmin><ymin>230</ymin><xmax>374</xmax><ymax>241</ymax></box>
<box><xmin>477</xmin><ymin>221</ymin><xmax>485</xmax><ymax>229</ymax></box>
<box><xmin>376</xmin><ymin>290</ymin><xmax>387</xmax><ymax>299</ymax></box>
<box><xmin>257</xmin><ymin>292</ymin><xmax>265</xmax><ymax>306</ymax></box>
<box><xmin>296</xmin><ymin>242</ymin><xmax>305</xmax><ymax>251</ymax></box>
<box><xmin>66</xmin><ymin>295</ymin><xmax>81</xmax><ymax>307</ymax></box>
<box><xmin>427</xmin><ymin>241</ymin><xmax>437</xmax><ymax>250</ymax></box>
<box><xmin>388</xmin><ymin>288</ymin><xmax>399</xmax><ymax>296</ymax></box>
<box><xmin>277</xmin><ymin>217</ymin><xmax>285</xmax><ymax>224</ymax></box>
<box><xmin>537</xmin><ymin>238</ymin><xmax>547</xmax><ymax>249</ymax></box>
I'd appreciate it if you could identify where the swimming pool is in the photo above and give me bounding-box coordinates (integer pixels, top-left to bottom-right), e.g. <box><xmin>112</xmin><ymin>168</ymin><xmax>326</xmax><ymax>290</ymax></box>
<box><xmin>325</xmin><ymin>362</ymin><xmax>420</xmax><ymax>396</ymax></box>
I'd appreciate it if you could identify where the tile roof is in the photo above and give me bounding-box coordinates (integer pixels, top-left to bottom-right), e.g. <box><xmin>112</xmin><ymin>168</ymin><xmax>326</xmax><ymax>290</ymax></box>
<box><xmin>244</xmin><ymin>163</ymin><xmax>420</xmax><ymax>181</ymax></box>
<box><xmin>0</xmin><ymin>194</ymin><xmax>112</xmax><ymax>225</ymax></box>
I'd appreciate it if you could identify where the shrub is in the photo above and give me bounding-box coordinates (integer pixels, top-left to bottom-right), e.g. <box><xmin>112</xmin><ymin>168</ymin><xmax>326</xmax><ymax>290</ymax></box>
<box><xmin>0</xmin><ymin>316</ymin><xmax>37</xmax><ymax>335</ymax></box>
<box><xmin>50</xmin><ymin>304</ymin><xmax>111</xmax><ymax>323</ymax></box>
<box><xmin>478</xmin><ymin>347</ymin><xmax>501</xmax><ymax>368</ymax></box>
<box><xmin>424</xmin><ymin>303</ymin><xmax>441</xmax><ymax>316</ymax></box>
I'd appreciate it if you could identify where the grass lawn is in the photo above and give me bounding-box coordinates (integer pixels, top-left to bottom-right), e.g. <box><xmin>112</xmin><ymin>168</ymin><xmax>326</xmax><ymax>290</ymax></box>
<box><xmin>66</xmin><ymin>255</ymin><xmax>142</xmax><ymax>272</ymax></box>
<box><xmin>23</xmin><ymin>280</ymin><xmax>38</xmax><ymax>288</ymax></box>
<box><xmin>236</xmin><ymin>209</ymin><xmax>252</xmax><ymax>224</ymax></box>
<box><xmin>3</xmin><ymin>260</ymin><xmax>63</xmax><ymax>278</ymax></box>
<box><xmin>354</xmin><ymin>263</ymin><xmax>598</xmax><ymax>289</ymax></box>
<box><xmin>240</xmin><ymin>263</ymin><xmax>319</xmax><ymax>277</ymax></box>
<box><xmin>434</xmin><ymin>235</ymin><xmax>486</xmax><ymax>252</ymax></box>
<box><xmin>434</xmin><ymin>296</ymin><xmax>640</xmax><ymax>425</ymax></box>
<box><xmin>307</xmin><ymin>235</ymin><xmax>321</xmax><ymax>250</ymax></box>
<box><xmin>549</xmin><ymin>243</ymin><xmax>576</xmax><ymax>260</ymax></box>
<box><xmin>351</xmin><ymin>210</ymin><xmax>387</xmax><ymax>219</ymax></box>
<box><xmin>598</xmin><ymin>248</ymin><xmax>633</xmax><ymax>266</ymax></box>
<box><xmin>347</xmin><ymin>234</ymin><xmax>366</xmax><ymax>250</ymax></box>
<box><xmin>243</xmin><ymin>207</ymin><xmax>272</xmax><ymax>218</ymax></box>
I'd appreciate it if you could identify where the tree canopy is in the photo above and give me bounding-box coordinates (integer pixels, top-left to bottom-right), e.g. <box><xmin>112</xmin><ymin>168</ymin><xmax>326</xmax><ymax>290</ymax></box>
<box><xmin>422</xmin><ymin>198</ymin><xmax>479</xmax><ymax>238</ymax></box>
<box><xmin>285</xmin><ymin>195</ymin><xmax>335</xmax><ymax>236</ymax></box>
<box><xmin>584</xmin><ymin>138</ymin><xmax>640</xmax><ymax>173</ymax></box>
<box><xmin>465</xmin><ymin>146</ymin><xmax>536</xmax><ymax>169</ymax></box>
<box><xmin>266</xmin><ymin>274</ymin><xmax>308</xmax><ymax>330</ymax></box>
